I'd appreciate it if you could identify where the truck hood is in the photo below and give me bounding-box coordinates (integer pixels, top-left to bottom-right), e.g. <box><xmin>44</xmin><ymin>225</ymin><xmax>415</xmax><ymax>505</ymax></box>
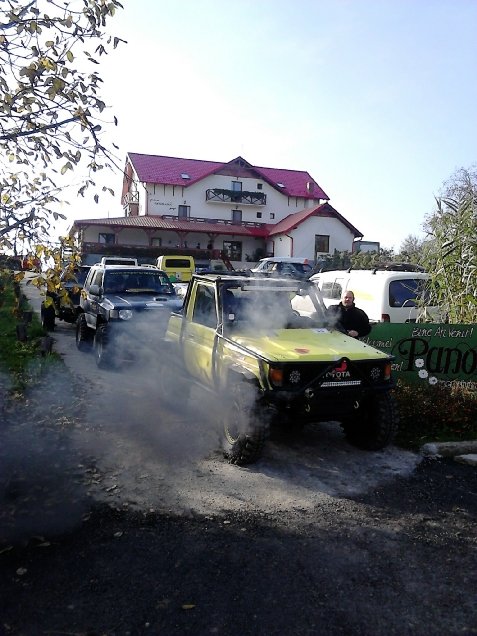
<box><xmin>104</xmin><ymin>293</ymin><xmax>183</xmax><ymax>312</ymax></box>
<box><xmin>229</xmin><ymin>327</ymin><xmax>390</xmax><ymax>363</ymax></box>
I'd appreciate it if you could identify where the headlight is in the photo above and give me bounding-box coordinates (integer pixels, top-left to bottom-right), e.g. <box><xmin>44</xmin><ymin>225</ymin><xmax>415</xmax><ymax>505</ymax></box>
<box><xmin>119</xmin><ymin>309</ymin><xmax>133</xmax><ymax>320</ymax></box>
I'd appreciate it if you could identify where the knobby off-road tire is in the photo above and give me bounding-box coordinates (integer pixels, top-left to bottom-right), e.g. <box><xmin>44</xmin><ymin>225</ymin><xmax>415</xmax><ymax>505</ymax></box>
<box><xmin>94</xmin><ymin>323</ymin><xmax>114</xmax><ymax>369</ymax></box>
<box><xmin>41</xmin><ymin>304</ymin><xmax>56</xmax><ymax>331</ymax></box>
<box><xmin>341</xmin><ymin>391</ymin><xmax>399</xmax><ymax>450</ymax></box>
<box><xmin>222</xmin><ymin>383</ymin><xmax>268</xmax><ymax>466</ymax></box>
<box><xmin>75</xmin><ymin>314</ymin><xmax>93</xmax><ymax>351</ymax></box>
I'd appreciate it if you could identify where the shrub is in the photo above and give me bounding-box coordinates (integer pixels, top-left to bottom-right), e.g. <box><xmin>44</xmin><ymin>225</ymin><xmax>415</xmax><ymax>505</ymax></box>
<box><xmin>394</xmin><ymin>378</ymin><xmax>477</xmax><ymax>450</ymax></box>
<box><xmin>0</xmin><ymin>270</ymin><xmax>53</xmax><ymax>387</ymax></box>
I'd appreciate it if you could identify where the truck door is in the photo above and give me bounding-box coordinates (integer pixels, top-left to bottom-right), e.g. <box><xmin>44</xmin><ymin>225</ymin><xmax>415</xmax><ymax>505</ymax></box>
<box><xmin>183</xmin><ymin>283</ymin><xmax>217</xmax><ymax>386</ymax></box>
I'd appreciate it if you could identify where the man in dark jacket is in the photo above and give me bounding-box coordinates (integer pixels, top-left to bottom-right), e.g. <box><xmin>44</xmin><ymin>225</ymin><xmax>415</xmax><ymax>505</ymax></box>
<box><xmin>326</xmin><ymin>290</ymin><xmax>371</xmax><ymax>338</ymax></box>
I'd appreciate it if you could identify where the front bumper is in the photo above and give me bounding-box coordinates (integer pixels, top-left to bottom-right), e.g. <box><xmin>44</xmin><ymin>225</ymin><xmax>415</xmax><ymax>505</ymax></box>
<box><xmin>261</xmin><ymin>356</ymin><xmax>395</xmax><ymax>423</ymax></box>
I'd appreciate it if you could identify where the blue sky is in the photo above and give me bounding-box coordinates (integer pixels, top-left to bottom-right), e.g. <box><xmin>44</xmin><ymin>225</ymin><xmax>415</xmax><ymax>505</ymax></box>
<box><xmin>59</xmin><ymin>0</ymin><xmax>477</xmax><ymax>251</ymax></box>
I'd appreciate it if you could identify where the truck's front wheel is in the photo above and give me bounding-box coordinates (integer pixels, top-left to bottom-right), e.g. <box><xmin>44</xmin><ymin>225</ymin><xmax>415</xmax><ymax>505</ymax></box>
<box><xmin>95</xmin><ymin>324</ymin><xmax>114</xmax><ymax>368</ymax></box>
<box><xmin>222</xmin><ymin>384</ymin><xmax>268</xmax><ymax>465</ymax></box>
<box><xmin>76</xmin><ymin>313</ymin><xmax>93</xmax><ymax>351</ymax></box>
<box><xmin>341</xmin><ymin>391</ymin><xmax>398</xmax><ymax>450</ymax></box>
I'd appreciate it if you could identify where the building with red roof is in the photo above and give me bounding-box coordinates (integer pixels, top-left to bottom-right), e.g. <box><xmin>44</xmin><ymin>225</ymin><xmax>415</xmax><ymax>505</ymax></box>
<box><xmin>69</xmin><ymin>153</ymin><xmax>363</xmax><ymax>267</ymax></box>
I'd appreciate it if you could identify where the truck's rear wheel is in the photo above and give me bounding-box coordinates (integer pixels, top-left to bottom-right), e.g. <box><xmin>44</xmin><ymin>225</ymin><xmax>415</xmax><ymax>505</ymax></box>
<box><xmin>222</xmin><ymin>384</ymin><xmax>268</xmax><ymax>465</ymax></box>
<box><xmin>341</xmin><ymin>391</ymin><xmax>398</xmax><ymax>450</ymax></box>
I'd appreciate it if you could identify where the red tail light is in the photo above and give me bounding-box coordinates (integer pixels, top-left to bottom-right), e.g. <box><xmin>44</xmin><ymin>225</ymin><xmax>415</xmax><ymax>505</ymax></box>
<box><xmin>382</xmin><ymin>314</ymin><xmax>390</xmax><ymax>322</ymax></box>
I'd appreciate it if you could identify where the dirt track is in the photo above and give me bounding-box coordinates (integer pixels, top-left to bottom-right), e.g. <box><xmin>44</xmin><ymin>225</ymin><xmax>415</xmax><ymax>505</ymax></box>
<box><xmin>0</xmin><ymin>281</ymin><xmax>476</xmax><ymax>635</ymax></box>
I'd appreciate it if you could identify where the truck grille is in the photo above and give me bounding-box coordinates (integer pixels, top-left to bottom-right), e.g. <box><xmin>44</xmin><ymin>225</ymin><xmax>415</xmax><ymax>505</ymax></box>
<box><xmin>281</xmin><ymin>360</ymin><xmax>387</xmax><ymax>389</ymax></box>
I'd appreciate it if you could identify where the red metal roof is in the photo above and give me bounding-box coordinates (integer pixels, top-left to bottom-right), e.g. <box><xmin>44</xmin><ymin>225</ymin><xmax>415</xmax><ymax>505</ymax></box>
<box><xmin>70</xmin><ymin>215</ymin><xmax>270</xmax><ymax>238</ymax></box>
<box><xmin>127</xmin><ymin>153</ymin><xmax>329</xmax><ymax>200</ymax></box>
<box><xmin>268</xmin><ymin>203</ymin><xmax>363</xmax><ymax>239</ymax></box>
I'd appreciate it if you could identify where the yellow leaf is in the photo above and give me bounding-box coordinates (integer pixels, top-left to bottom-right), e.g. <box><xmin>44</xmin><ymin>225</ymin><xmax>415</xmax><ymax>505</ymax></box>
<box><xmin>66</xmin><ymin>50</ymin><xmax>74</xmax><ymax>63</ymax></box>
<box><xmin>44</xmin><ymin>297</ymin><xmax>55</xmax><ymax>309</ymax></box>
<box><xmin>182</xmin><ymin>605</ymin><xmax>195</xmax><ymax>610</ymax></box>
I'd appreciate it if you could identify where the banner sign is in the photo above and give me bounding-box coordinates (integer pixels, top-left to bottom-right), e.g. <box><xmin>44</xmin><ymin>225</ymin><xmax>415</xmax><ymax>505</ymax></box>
<box><xmin>361</xmin><ymin>323</ymin><xmax>477</xmax><ymax>388</ymax></box>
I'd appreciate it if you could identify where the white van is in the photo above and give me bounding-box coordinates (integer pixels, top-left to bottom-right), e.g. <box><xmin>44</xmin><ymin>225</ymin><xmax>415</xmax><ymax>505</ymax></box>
<box><xmin>100</xmin><ymin>257</ymin><xmax>138</xmax><ymax>266</ymax></box>
<box><xmin>295</xmin><ymin>267</ymin><xmax>437</xmax><ymax>323</ymax></box>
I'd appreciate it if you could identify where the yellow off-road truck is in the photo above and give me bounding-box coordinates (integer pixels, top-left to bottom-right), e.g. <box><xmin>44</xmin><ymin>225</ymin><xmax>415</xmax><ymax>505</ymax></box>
<box><xmin>160</xmin><ymin>272</ymin><xmax>398</xmax><ymax>465</ymax></box>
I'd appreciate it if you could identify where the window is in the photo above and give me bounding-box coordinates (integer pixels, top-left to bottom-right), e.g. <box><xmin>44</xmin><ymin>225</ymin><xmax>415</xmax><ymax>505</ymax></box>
<box><xmin>389</xmin><ymin>279</ymin><xmax>428</xmax><ymax>307</ymax></box>
<box><xmin>315</xmin><ymin>234</ymin><xmax>330</xmax><ymax>253</ymax></box>
<box><xmin>257</xmin><ymin>183</ymin><xmax>263</xmax><ymax>190</ymax></box>
<box><xmin>223</xmin><ymin>241</ymin><xmax>242</xmax><ymax>261</ymax></box>
<box><xmin>92</xmin><ymin>269</ymin><xmax>103</xmax><ymax>287</ymax></box>
<box><xmin>151</xmin><ymin>237</ymin><xmax>162</xmax><ymax>246</ymax></box>
<box><xmin>192</xmin><ymin>284</ymin><xmax>217</xmax><ymax>328</ymax></box>
<box><xmin>321</xmin><ymin>280</ymin><xmax>343</xmax><ymax>300</ymax></box>
<box><xmin>232</xmin><ymin>209</ymin><xmax>242</xmax><ymax>224</ymax></box>
<box><xmin>99</xmin><ymin>233</ymin><xmax>115</xmax><ymax>244</ymax></box>
<box><xmin>270</xmin><ymin>213</ymin><xmax>275</xmax><ymax>219</ymax></box>
<box><xmin>231</xmin><ymin>181</ymin><xmax>242</xmax><ymax>203</ymax></box>
<box><xmin>256</xmin><ymin>212</ymin><xmax>262</xmax><ymax>219</ymax></box>
<box><xmin>178</xmin><ymin>205</ymin><xmax>190</xmax><ymax>219</ymax></box>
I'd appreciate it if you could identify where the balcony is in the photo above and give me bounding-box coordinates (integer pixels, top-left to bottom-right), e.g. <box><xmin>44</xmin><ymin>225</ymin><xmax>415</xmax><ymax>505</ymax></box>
<box><xmin>206</xmin><ymin>188</ymin><xmax>266</xmax><ymax>205</ymax></box>
<box><xmin>123</xmin><ymin>191</ymin><xmax>139</xmax><ymax>205</ymax></box>
<box><xmin>161</xmin><ymin>214</ymin><xmax>266</xmax><ymax>228</ymax></box>
<box><xmin>123</xmin><ymin>190</ymin><xmax>139</xmax><ymax>216</ymax></box>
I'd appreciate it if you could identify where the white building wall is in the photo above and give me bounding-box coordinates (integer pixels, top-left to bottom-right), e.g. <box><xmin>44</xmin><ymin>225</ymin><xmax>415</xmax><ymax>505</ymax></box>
<box><xmin>270</xmin><ymin>217</ymin><xmax>356</xmax><ymax>263</ymax></box>
<box><xmin>82</xmin><ymin>225</ymin><xmax>116</xmax><ymax>243</ymax></box>
<box><xmin>82</xmin><ymin>225</ymin><xmax>150</xmax><ymax>245</ymax></box>
<box><xmin>116</xmin><ymin>228</ymin><xmax>149</xmax><ymax>245</ymax></box>
<box><xmin>143</xmin><ymin>174</ymin><xmax>323</xmax><ymax>224</ymax></box>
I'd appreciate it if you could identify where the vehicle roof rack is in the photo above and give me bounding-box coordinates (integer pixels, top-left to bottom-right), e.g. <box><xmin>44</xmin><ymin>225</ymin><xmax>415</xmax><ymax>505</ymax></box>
<box><xmin>371</xmin><ymin>262</ymin><xmax>426</xmax><ymax>273</ymax></box>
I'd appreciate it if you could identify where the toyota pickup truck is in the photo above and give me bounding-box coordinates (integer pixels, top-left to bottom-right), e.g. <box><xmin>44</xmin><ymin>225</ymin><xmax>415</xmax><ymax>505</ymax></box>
<box><xmin>160</xmin><ymin>272</ymin><xmax>399</xmax><ymax>465</ymax></box>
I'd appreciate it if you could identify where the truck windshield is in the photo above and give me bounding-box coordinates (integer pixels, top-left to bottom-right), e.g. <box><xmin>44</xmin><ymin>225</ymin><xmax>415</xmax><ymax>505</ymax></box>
<box><xmin>104</xmin><ymin>270</ymin><xmax>174</xmax><ymax>294</ymax></box>
<box><xmin>222</xmin><ymin>282</ymin><xmax>327</xmax><ymax>330</ymax></box>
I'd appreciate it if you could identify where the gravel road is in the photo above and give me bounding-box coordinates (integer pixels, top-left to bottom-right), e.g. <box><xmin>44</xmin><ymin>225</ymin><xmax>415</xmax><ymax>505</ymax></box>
<box><xmin>0</xmin><ymin>280</ymin><xmax>476</xmax><ymax>635</ymax></box>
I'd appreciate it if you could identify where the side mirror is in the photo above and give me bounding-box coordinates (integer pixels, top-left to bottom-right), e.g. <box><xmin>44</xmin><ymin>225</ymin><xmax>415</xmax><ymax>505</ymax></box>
<box><xmin>89</xmin><ymin>284</ymin><xmax>103</xmax><ymax>296</ymax></box>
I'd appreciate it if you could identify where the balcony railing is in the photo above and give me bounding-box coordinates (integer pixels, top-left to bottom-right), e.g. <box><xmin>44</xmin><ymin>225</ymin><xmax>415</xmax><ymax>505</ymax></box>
<box><xmin>206</xmin><ymin>188</ymin><xmax>266</xmax><ymax>205</ymax></box>
<box><xmin>122</xmin><ymin>191</ymin><xmax>139</xmax><ymax>205</ymax></box>
<box><xmin>161</xmin><ymin>214</ymin><xmax>266</xmax><ymax>228</ymax></box>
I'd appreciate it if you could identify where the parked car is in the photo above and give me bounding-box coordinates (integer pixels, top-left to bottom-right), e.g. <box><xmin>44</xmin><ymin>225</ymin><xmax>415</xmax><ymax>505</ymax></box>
<box><xmin>41</xmin><ymin>265</ymin><xmax>91</xmax><ymax>331</ymax></box>
<box><xmin>250</xmin><ymin>256</ymin><xmax>312</xmax><ymax>279</ymax></box>
<box><xmin>76</xmin><ymin>262</ymin><xmax>183</xmax><ymax>367</ymax></box>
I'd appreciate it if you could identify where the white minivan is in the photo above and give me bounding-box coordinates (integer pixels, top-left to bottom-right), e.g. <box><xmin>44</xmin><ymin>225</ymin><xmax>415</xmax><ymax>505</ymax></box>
<box><xmin>294</xmin><ymin>267</ymin><xmax>438</xmax><ymax>323</ymax></box>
